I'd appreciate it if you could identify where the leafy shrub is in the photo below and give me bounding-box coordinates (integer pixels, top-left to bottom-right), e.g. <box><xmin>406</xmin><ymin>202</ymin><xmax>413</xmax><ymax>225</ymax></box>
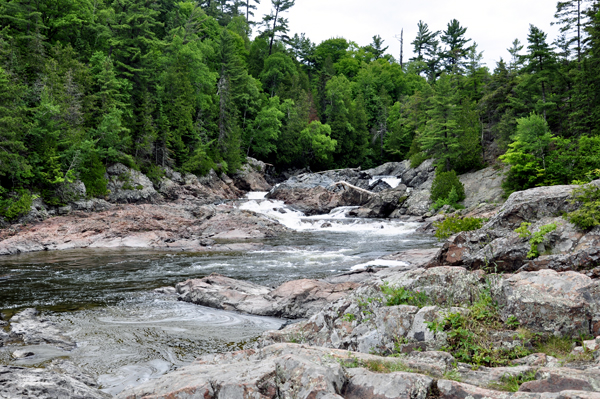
<box><xmin>565</xmin><ymin>183</ymin><xmax>600</xmax><ymax>231</ymax></box>
<box><xmin>431</xmin><ymin>169</ymin><xmax>465</xmax><ymax>203</ymax></box>
<box><xmin>514</xmin><ymin>222</ymin><xmax>558</xmax><ymax>258</ymax></box>
<box><xmin>381</xmin><ymin>283</ymin><xmax>429</xmax><ymax>308</ymax></box>
<box><xmin>434</xmin><ymin>216</ymin><xmax>485</xmax><ymax>240</ymax></box>
<box><xmin>79</xmin><ymin>151</ymin><xmax>108</xmax><ymax>198</ymax></box>
<box><xmin>0</xmin><ymin>189</ymin><xmax>33</xmax><ymax>221</ymax></box>
<box><xmin>426</xmin><ymin>288</ymin><xmax>534</xmax><ymax>367</ymax></box>
<box><xmin>410</xmin><ymin>152</ymin><xmax>428</xmax><ymax>169</ymax></box>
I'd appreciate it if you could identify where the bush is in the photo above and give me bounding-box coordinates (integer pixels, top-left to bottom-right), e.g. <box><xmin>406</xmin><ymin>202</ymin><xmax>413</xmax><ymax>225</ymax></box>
<box><xmin>431</xmin><ymin>169</ymin><xmax>466</xmax><ymax>203</ymax></box>
<box><xmin>565</xmin><ymin>183</ymin><xmax>600</xmax><ymax>231</ymax></box>
<box><xmin>514</xmin><ymin>222</ymin><xmax>558</xmax><ymax>258</ymax></box>
<box><xmin>434</xmin><ymin>216</ymin><xmax>485</xmax><ymax>240</ymax></box>
<box><xmin>381</xmin><ymin>283</ymin><xmax>429</xmax><ymax>308</ymax></box>
<box><xmin>0</xmin><ymin>189</ymin><xmax>33</xmax><ymax>221</ymax></box>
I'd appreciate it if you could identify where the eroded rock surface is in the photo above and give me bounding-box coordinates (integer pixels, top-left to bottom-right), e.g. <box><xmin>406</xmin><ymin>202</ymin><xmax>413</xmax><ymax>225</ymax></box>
<box><xmin>8</xmin><ymin>308</ymin><xmax>75</xmax><ymax>350</ymax></box>
<box><xmin>176</xmin><ymin>275</ymin><xmax>359</xmax><ymax>319</ymax></box>
<box><xmin>0</xmin><ymin>366</ymin><xmax>110</xmax><ymax>399</ymax></box>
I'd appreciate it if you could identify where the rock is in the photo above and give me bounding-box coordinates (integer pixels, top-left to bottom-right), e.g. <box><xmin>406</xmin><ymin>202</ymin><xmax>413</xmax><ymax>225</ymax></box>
<box><xmin>153</xmin><ymin>286</ymin><xmax>176</xmax><ymax>295</ymax></box>
<box><xmin>486</xmin><ymin>183</ymin><xmax>581</xmax><ymax>231</ymax></box>
<box><xmin>436</xmin><ymin>379</ymin><xmax>539</xmax><ymax>398</ymax></box>
<box><xmin>117</xmin><ymin>344</ymin><xmax>347</xmax><ymax>399</ymax></box>
<box><xmin>368</xmin><ymin>179</ymin><xmax>393</xmax><ymax>193</ymax></box>
<box><xmin>493</xmin><ymin>270</ymin><xmax>600</xmax><ymax>336</ymax></box>
<box><xmin>0</xmin><ymin>365</ymin><xmax>110</xmax><ymax>399</ymax></box>
<box><xmin>364</xmin><ymin>161</ymin><xmax>409</xmax><ymax>178</ymax></box>
<box><xmin>401</xmin><ymin>181</ymin><xmax>433</xmax><ymax>216</ymax></box>
<box><xmin>0</xmin><ymin>202</ymin><xmax>286</xmax><ymax>256</ymax></box>
<box><xmin>12</xmin><ymin>349</ymin><xmax>35</xmax><ymax>359</ymax></box>
<box><xmin>9</xmin><ymin>308</ymin><xmax>76</xmax><ymax>350</ymax></box>
<box><xmin>379</xmin><ymin>248</ymin><xmax>441</xmax><ymax>268</ymax></box>
<box><xmin>58</xmin><ymin>205</ymin><xmax>72</xmax><ymax>215</ymax></box>
<box><xmin>268</xmin><ymin>178</ymin><xmax>373</xmax><ymax>215</ymax></box>
<box><xmin>511</xmin><ymin>353</ymin><xmax>560</xmax><ymax>368</ymax></box>
<box><xmin>56</xmin><ymin>180</ymin><xmax>87</xmax><ymax>203</ymax></box>
<box><xmin>344</xmin><ymin>368</ymin><xmax>433</xmax><ymax>399</ymax></box>
<box><xmin>232</xmin><ymin>157</ymin><xmax>272</xmax><ymax>192</ymax></box>
<box><xmin>46</xmin><ymin>359</ymin><xmax>101</xmax><ymax>388</ymax></box>
<box><xmin>383</xmin><ymin>267</ymin><xmax>483</xmax><ymax>306</ymax></box>
<box><xmin>401</xmin><ymin>159</ymin><xmax>435</xmax><ymax>188</ymax></box>
<box><xmin>106</xmin><ymin>163</ymin><xmax>159</xmax><ymax>204</ymax></box>
<box><xmin>349</xmin><ymin>185</ymin><xmax>409</xmax><ymax>218</ymax></box>
<box><xmin>459</xmin><ymin>166</ymin><xmax>506</xmax><ymax>208</ymax></box>
<box><xmin>176</xmin><ymin>275</ymin><xmax>359</xmax><ymax>319</ymax></box>
<box><xmin>321</xmin><ymin>222</ymin><xmax>333</xmax><ymax>228</ymax></box>
<box><xmin>71</xmin><ymin>199</ymin><xmax>114</xmax><ymax>212</ymax></box>
<box><xmin>520</xmin><ymin>374</ymin><xmax>594</xmax><ymax>393</ymax></box>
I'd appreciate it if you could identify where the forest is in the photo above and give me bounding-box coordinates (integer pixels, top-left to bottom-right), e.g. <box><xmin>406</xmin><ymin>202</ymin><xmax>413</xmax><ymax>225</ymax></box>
<box><xmin>0</xmin><ymin>0</ymin><xmax>600</xmax><ymax>218</ymax></box>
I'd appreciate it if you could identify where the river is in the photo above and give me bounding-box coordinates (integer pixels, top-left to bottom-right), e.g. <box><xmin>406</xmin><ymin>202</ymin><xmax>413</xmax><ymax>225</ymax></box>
<box><xmin>0</xmin><ymin>194</ymin><xmax>436</xmax><ymax>396</ymax></box>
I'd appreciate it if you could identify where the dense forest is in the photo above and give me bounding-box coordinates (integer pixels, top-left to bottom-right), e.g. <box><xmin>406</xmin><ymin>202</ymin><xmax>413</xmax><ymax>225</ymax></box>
<box><xmin>0</xmin><ymin>0</ymin><xmax>600</xmax><ymax>217</ymax></box>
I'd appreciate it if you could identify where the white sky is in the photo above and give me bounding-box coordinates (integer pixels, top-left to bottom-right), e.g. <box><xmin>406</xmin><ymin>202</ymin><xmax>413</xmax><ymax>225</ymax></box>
<box><xmin>252</xmin><ymin>0</ymin><xmax>562</xmax><ymax>68</ymax></box>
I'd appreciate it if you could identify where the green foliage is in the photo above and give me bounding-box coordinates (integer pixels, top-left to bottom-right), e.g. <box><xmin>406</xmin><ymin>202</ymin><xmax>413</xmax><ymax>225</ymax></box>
<box><xmin>514</xmin><ymin>222</ymin><xmax>558</xmax><ymax>258</ymax></box>
<box><xmin>0</xmin><ymin>189</ymin><xmax>32</xmax><ymax>221</ymax></box>
<box><xmin>381</xmin><ymin>282</ymin><xmax>430</xmax><ymax>308</ymax></box>
<box><xmin>431</xmin><ymin>169</ymin><xmax>466</xmax><ymax>204</ymax></box>
<box><xmin>434</xmin><ymin>216</ymin><xmax>484</xmax><ymax>240</ymax></box>
<box><xmin>427</xmin><ymin>288</ymin><xmax>533</xmax><ymax>367</ymax></box>
<box><xmin>489</xmin><ymin>371</ymin><xmax>537</xmax><ymax>392</ymax></box>
<box><xmin>565</xmin><ymin>183</ymin><xmax>600</xmax><ymax>231</ymax></box>
<box><xmin>500</xmin><ymin>113</ymin><xmax>554</xmax><ymax>195</ymax></box>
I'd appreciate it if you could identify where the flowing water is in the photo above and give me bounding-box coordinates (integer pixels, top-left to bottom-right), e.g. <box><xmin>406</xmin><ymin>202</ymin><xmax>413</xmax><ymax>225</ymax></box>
<box><xmin>0</xmin><ymin>194</ymin><xmax>436</xmax><ymax>395</ymax></box>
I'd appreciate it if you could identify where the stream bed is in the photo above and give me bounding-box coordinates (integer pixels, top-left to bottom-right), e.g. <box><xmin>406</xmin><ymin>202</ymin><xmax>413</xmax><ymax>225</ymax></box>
<box><xmin>0</xmin><ymin>195</ymin><xmax>436</xmax><ymax>395</ymax></box>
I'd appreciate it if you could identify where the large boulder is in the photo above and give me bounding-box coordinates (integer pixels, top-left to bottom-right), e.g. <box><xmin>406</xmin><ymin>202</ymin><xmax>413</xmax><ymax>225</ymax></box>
<box><xmin>232</xmin><ymin>157</ymin><xmax>272</xmax><ymax>192</ymax></box>
<box><xmin>459</xmin><ymin>165</ymin><xmax>506</xmax><ymax>208</ymax></box>
<box><xmin>267</xmin><ymin>175</ymin><xmax>373</xmax><ymax>215</ymax></box>
<box><xmin>428</xmin><ymin>181</ymin><xmax>600</xmax><ymax>273</ymax></box>
<box><xmin>349</xmin><ymin>185</ymin><xmax>409</xmax><ymax>218</ymax></box>
<box><xmin>176</xmin><ymin>275</ymin><xmax>359</xmax><ymax>319</ymax></box>
<box><xmin>105</xmin><ymin>163</ymin><xmax>159</xmax><ymax>204</ymax></box>
<box><xmin>492</xmin><ymin>270</ymin><xmax>600</xmax><ymax>336</ymax></box>
<box><xmin>364</xmin><ymin>161</ymin><xmax>410</xmax><ymax>179</ymax></box>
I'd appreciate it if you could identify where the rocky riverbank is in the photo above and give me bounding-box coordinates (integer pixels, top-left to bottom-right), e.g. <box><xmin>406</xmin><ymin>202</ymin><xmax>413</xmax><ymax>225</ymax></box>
<box><xmin>3</xmin><ymin>159</ymin><xmax>600</xmax><ymax>398</ymax></box>
<box><xmin>114</xmin><ymin>179</ymin><xmax>600</xmax><ymax>399</ymax></box>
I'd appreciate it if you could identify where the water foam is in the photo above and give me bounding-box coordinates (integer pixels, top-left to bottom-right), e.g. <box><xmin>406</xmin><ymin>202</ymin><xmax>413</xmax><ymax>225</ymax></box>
<box><xmin>240</xmin><ymin>195</ymin><xmax>418</xmax><ymax>235</ymax></box>
<box><xmin>369</xmin><ymin>175</ymin><xmax>402</xmax><ymax>188</ymax></box>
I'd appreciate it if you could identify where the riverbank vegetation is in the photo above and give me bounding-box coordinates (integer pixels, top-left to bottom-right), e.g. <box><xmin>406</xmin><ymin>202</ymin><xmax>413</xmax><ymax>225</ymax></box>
<box><xmin>1</xmin><ymin>0</ymin><xmax>600</xmax><ymax>213</ymax></box>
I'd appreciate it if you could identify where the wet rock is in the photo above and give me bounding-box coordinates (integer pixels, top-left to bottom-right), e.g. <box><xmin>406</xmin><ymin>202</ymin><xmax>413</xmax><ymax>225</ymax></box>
<box><xmin>9</xmin><ymin>308</ymin><xmax>76</xmax><ymax>350</ymax></box>
<box><xmin>153</xmin><ymin>286</ymin><xmax>177</xmax><ymax>295</ymax></box>
<box><xmin>368</xmin><ymin>179</ymin><xmax>393</xmax><ymax>193</ymax></box>
<box><xmin>349</xmin><ymin>184</ymin><xmax>409</xmax><ymax>218</ymax></box>
<box><xmin>267</xmin><ymin>176</ymin><xmax>373</xmax><ymax>216</ymax></box>
<box><xmin>0</xmin><ymin>365</ymin><xmax>110</xmax><ymax>399</ymax></box>
<box><xmin>321</xmin><ymin>222</ymin><xmax>333</xmax><ymax>228</ymax></box>
<box><xmin>106</xmin><ymin>163</ymin><xmax>159</xmax><ymax>204</ymax></box>
<box><xmin>12</xmin><ymin>349</ymin><xmax>35</xmax><ymax>358</ymax></box>
<box><xmin>344</xmin><ymin>368</ymin><xmax>433</xmax><ymax>399</ymax></box>
<box><xmin>493</xmin><ymin>270</ymin><xmax>600</xmax><ymax>336</ymax></box>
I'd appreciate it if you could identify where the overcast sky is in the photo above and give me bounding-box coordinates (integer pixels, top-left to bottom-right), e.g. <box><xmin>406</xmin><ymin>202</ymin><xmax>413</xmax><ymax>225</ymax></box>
<box><xmin>252</xmin><ymin>0</ymin><xmax>561</xmax><ymax>68</ymax></box>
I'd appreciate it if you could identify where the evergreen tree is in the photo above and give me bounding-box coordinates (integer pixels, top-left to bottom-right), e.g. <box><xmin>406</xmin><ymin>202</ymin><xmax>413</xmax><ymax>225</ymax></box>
<box><xmin>440</xmin><ymin>19</ymin><xmax>472</xmax><ymax>73</ymax></box>
<box><xmin>262</xmin><ymin>0</ymin><xmax>295</xmax><ymax>55</ymax></box>
<box><xmin>552</xmin><ymin>0</ymin><xmax>591</xmax><ymax>62</ymax></box>
<box><xmin>523</xmin><ymin>25</ymin><xmax>557</xmax><ymax>121</ymax></box>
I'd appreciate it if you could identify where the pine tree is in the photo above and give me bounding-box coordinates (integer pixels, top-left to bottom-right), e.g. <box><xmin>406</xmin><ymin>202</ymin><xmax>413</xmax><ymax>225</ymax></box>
<box><xmin>552</xmin><ymin>0</ymin><xmax>591</xmax><ymax>62</ymax></box>
<box><xmin>440</xmin><ymin>19</ymin><xmax>472</xmax><ymax>73</ymax></box>
<box><xmin>523</xmin><ymin>25</ymin><xmax>557</xmax><ymax>121</ymax></box>
<box><xmin>261</xmin><ymin>0</ymin><xmax>295</xmax><ymax>55</ymax></box>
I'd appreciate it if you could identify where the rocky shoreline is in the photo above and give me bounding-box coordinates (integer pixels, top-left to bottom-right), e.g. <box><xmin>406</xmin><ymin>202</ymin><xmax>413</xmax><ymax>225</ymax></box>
<box><xmin>2</xmin><ymin>160</ymin><xmax>600</xmax><ymax>398</ymax></box>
